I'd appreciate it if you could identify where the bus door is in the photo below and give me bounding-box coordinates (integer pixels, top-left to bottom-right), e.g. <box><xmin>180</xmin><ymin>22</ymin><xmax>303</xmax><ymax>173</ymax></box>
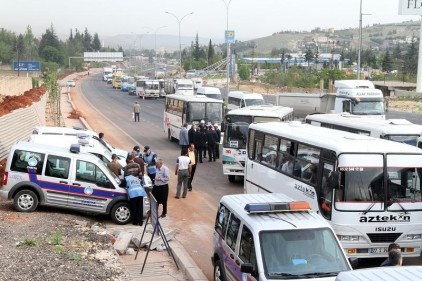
<box><xmin>318</xmin><ymin>149</ymin><xmax>338</xmax><ymax>220</ymax></box>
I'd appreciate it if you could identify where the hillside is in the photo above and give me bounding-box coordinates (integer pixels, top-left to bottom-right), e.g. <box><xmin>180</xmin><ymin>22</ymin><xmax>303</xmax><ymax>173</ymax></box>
<box><xmin>237</xmin><ymin>20</ymin><xmax>421</xmax><ymax>55</ymax></box>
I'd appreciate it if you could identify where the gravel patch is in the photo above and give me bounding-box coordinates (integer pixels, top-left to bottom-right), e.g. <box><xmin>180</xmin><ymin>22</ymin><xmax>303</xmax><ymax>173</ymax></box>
<box><xmin>0</xmin><ymin>199</ymin><xmax>126</xmax><ymax>281</ymax></box>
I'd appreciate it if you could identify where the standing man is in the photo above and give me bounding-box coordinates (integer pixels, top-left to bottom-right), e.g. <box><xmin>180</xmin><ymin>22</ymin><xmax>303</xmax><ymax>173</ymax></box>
<box><xmin>121</xmin><ymin>153</ymin><xmax>146</xmax><ymax>225</ymax></box>
<box><xmin>214</xmin><ymin>124</ymin><xmax>221</xmax><ymax>159</ymax></box>
<box><xmin>188</xmin><ymin>123</ymin><xmax>196</xmax><ymax>145</ymax></box>
<box><xmin>193</xmin><ymin>127</ymin><xmax>204</xmax><ymax>163</ymax></box>
<box><xmin>107</xmin><ymin>153</ymin><xmax>122</xmax><ymax>177</ymax></box>
<box><xmin>98</xmin><ymin>132</ymin><xmax>107</xmax><ymax>147</ymax></box>
<box><xmin>380</xmin><ymin>243</ymin><xmax>401</xmax><ymax>266</ymax></box>
<box><xmin>175</xmin><ymin>149</ymin><xmax>191</xmax><ymax>199</ymax></box>
<box><xmin>187</xmin><ymin>144</ymin><xmax>197</xmax><ymax>191</ymax></box>
<box><xmin>153</xmin><ymin>159</ymin><xmax>170</xmax><ymax>218</ymax></box>
<box><xmin>131</xmin><ymin>151</ymin><xmax>145</xmax><ymax>177</ymax></box>
<box><xmin>179</xmin><ymin>123</ymin><xmax>189</xmax><ymax>152</ymax></box>
<box><xmin>142</xmin><ymin>146</ymin><xmax>157</xmax><ymax>184</ymax></box>
<box><xmin>206</xmin><ymin>125</ymin><xmax>218</xmax><ymax>162</ymax></box>
<box><xmin>133</xmin><ymin>101</ymin><xmax>141</xmax><ymax>122</ymax></box>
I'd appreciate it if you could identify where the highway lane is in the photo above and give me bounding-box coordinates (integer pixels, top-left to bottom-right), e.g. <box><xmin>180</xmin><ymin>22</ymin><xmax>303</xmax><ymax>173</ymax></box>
<box><xmin>77</xmin><ymin>73</ymin><xmax>241</xmax><ymax>280</ymax></box>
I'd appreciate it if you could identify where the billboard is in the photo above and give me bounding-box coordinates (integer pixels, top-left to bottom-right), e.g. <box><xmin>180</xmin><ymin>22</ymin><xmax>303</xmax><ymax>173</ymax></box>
<box><xmin>225</xmin><ymin>30</ymin><xmax>235</xmax><ymax>44</ymax></box>
<box><xmin>83</xmin><ymin>52</ymin><xmax>124</xmax><ymax>62</ymax></box>
<box><xmin>13</xmin><ymin>61</ymin><xmax>41</xmax><ymax>72</ymax></box>
<box><xmin>399</xmin><ymin>0</ymin><xmax>422</xmax><ymax>15</ymax></box>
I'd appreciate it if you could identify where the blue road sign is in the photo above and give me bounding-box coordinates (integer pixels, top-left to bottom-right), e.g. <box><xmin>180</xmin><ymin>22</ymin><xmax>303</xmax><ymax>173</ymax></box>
<box><xmin>225</xmin><ymin>30</ymin><xmax>235</xmax><ymax>43</ymax></box>
<box><xmin>13</xmin><ymin>61</ymin><xmax>41</xmax><ymax>72</ymax></box>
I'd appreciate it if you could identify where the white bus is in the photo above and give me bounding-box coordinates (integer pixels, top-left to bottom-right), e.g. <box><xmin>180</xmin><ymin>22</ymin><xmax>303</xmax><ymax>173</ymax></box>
<box><xmin>305</xmin><ymin>113</ymin><xmax>422</xmax><ymax>147</ymax></box>
<box><xmin>164</xmin><ymin>94</ymin><xmax>223</xmax><ymax>141</ymax></box>
<box><xmin>222</xmin><ymin>105</ymin><xmax>294</xmax><ymax>182</ymax></box>
<box><xmin>245</xmin><ymin>121</ymin><xmax>422</xmax><ymax>259</ymax></box>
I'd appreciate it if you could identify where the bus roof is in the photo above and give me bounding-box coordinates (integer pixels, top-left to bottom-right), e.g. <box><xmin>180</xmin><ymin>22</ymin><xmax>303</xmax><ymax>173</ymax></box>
<box><xmin>227</xmin><ymin>105</ymin><xmax>293</xmax><ymax>117</ymax></box>
<box><xmin>306</xmin><ymin>113</ymin><xmax>422</xmax><ymax>136</ymax></box>
<box><xmin>249</xmin><ymin>121</ymin><xmax>422</xmax><ymax>154</ymax></box>
<box><xmin>166</xmin><ymin>94</ymin><xmax>223</xmax><ymax>103</ymax></box>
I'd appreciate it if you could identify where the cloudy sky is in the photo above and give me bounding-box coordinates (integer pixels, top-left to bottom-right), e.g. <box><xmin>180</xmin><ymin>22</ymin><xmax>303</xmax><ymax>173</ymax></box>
<box><xmin>2</xmin><ymin>0</ymin><xmax>421</xmax><ymax>41</ymax></box>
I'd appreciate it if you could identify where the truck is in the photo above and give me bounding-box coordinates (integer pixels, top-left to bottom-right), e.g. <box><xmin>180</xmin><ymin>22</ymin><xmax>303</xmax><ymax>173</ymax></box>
<box><xmin>112</xmin><ymin>71</ymin><xmax>123</xmax><ymax>89</ymax></box>
<box><xmin>103</xmin><ymin>67</ymin><xmax>113</xmax><ymax>81</ymax></box>
<box><xmin>276</xmin><ymin>80</ymin><xmax>386</xmax><ymax>119</ymax></box>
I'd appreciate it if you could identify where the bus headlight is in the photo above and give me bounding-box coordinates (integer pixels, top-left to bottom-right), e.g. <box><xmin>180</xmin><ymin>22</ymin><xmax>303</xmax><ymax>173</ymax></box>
<box><xmin>405</xmin><ymin>234</ymin><xmax>422</xmax><ymax>240</ymax></box>
<box><xmin>338</xmin><ymin>235</ymin><xmax>360</xmax><ymax>241</ymax></box>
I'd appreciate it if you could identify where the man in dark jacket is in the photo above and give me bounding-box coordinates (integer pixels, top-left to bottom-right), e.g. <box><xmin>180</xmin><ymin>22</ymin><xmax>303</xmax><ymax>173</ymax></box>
<box><xmin>188</xmin><ymin>123</ymin><xmax>196</xmax><ymax>145</ymax></box>
<box><xmin>214</xmin><ymin>124</ymin><xmax>221</xmax><ymax>159</ymax></box>
<box><xmin>206</xmin><ymin>125</ymin><xmax>218</xmax><ymax>162</ymax></box>
<box><xmin>193</xmin><ymin>127</ymin><xmax>204</xmax><ymax>163</ymax></box>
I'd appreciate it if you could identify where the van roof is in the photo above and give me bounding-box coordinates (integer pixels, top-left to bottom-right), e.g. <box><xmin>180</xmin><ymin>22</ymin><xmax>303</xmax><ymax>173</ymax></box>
<box><xmin>228</xmin><ymin>91</ymin><xmax>264</xmax><ymax>99</ymax></box>
<box><xmin>33</xmin><ymin>126</ymin><xmax>97</xmax><ymax>137</ymax></box>
<box><xmin>220</xmin><ymin>193</ymin><xmax>331</xmax><ymax>231</ymax></box>
<box><xmin>12</xmin><ymin>141</ymin><xmax>106</xmax><ymax>166</ymax></box>
<box><xmin>196</xmin><ymin>86</ymin><xmax>221</xmax><ymax>94</ymax></box>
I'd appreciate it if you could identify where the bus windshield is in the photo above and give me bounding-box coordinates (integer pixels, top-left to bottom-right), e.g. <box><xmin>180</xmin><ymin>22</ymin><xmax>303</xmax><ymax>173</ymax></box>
<box><xmin>260</xmin><ymin>228</ymin><xmax>350</xmax><ymax>277</ymax></box>
<box><xmin>386</xmin><ymin>135</ymin><xmax>419</xmax><ymax>146</ymax></box>
<box><xmin>335</xmin><ymin>153</ymin><xmax>422</xmax><ymax>211</ymax></box>
<box><xmin>188</xmin><ymin>102</ymin><xmax>222</xmax><ymax>123</ymax></box>
<box><xmin>352</xmin><ymin>100</ymin><xmax>384</xmax><ymax>115</ymax></box>
<box><xmin>224</xmin><ymin>123</ymin><xmax>249</xmax><ymax>149</ymax></box>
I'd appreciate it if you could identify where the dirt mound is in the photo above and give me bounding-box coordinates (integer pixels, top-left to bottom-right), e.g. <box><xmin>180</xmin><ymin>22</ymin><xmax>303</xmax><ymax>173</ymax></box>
<box><xmin>0</xmin><ymin>86</ymin><xmax>47</xmax><ymax>117</ymax></box>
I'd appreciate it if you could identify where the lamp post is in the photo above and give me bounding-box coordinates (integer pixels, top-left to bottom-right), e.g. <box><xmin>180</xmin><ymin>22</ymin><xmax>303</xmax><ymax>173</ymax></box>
<box><xmin>221</xmin><ymin>0</ymin><xmax>232</xmax><ymax>98</ymax></box>
<box><xmin>165</xmin><ymin>11</ymin><xmax>194</xmax><ymax>77</ymax></box>
<box><xmin>357</xmin><ymin>0</ymin><xmax>371</xmax><ymax>79</ymax></box>
<box><xmin>143</xmin><ymin>26</ymin><xmax>167</xmax><ymax>78</ymax></box>
<box><xmin>138</xmin><ymin>32</ymin><xmax>149</xmax><ymax>76</ymax></box>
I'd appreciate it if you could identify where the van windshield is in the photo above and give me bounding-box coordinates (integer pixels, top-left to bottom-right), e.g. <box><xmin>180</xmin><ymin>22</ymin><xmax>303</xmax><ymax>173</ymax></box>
<box><xmin>245</xmin><ymin>99</ymin><xmax>264</xmax><ymax>107</ymax></box>
<box><xmin>260</xmin><ymin>228</ymin><xmax>350</xmax><ymax>278</ymax></box>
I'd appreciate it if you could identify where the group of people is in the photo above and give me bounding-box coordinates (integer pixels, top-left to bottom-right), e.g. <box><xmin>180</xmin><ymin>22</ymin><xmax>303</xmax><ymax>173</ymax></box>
<box><xmin>179</xmin><ymin>120</ymin><xmax>221</xmax><ymax>163</ymax></box>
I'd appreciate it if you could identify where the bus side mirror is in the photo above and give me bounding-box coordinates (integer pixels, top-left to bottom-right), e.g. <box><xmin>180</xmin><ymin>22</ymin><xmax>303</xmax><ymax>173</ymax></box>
<box><xmin>221</xmin><ymin>122</ymin><xmax>226</xmax><ymax>132</ymax></box>
<box><xmin>240</xmin><ymin>263</ymin><xmax>254</xmax><ymax>274</ymax></box>
<box><xmin>342</xmin><ymin>100</ymin><xmax>351</xmax><ymax>113</ymax></box>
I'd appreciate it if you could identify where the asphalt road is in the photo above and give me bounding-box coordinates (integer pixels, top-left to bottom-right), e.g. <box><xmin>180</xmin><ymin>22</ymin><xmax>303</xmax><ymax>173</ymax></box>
<box><xmin>76</xmin><ymin>73</ymin><xmax>241</xmax><ymax>280</ymax></box>
<box><xmin>76</xmin><ymin>73</ymin><xmax>422</xmax><ymax>278</ymax></box>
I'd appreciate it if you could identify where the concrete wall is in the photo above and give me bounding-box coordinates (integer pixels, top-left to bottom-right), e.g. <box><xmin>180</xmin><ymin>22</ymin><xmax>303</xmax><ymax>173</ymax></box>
<box><xmin>0</xmin><ymin>93</ymin><xmax>47</xmax><ymax>161</ymax></box>
<box><xmin>394</xmin><ymin>89</ymin><xmax>422</xmax><ymax>97</ymax></box>
<box><xmin>0</xmin><ymin>76</ymin><xmax>33</xmax><ymax>96</ymax></box>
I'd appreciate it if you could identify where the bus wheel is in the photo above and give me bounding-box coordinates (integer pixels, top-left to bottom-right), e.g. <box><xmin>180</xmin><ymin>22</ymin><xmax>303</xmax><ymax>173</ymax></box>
<box><xmin>228</xmin><ymin>175</ymin><xmax>235</xmax><ymax>183</ymax></box>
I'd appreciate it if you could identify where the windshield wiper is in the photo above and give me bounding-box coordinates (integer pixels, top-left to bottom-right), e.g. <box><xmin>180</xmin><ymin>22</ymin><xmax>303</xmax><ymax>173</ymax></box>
<box><xmin>300</xmin><ymin>272</ymin><xmax>339</xmax><ymax>277</ymax></box>
<box><xmin>363</xmin><ymin>202</ymin><xmax>376</xmax><ymax>215</ymax></box>
<box><xmin>269</xmin><ymin>272</ymin><xmax>303</xmax><ymax>279</ymax></box>
<box><xmin>388</xmin><ymin>198</ymin><xmax>409</xmax><ymax>214</ymax></box>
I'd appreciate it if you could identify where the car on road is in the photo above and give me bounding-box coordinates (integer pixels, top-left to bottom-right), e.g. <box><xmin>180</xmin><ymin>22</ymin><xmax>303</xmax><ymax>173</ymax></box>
<box><xmin>66</xmin><ymin>80</ymin><xmax>76</xmax><ymax>87</ymax></box>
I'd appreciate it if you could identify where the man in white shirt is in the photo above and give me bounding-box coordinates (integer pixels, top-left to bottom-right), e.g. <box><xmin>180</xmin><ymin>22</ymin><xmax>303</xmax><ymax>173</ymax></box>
<box><xmin>175</xmin><ymin>149</ymin><xmax>191</xmax><ymax>198</ymax></box>
<box><xmin>153</xmin><ymin>159</ymin><xmax>170</xmax><ymax>218</ymax></box>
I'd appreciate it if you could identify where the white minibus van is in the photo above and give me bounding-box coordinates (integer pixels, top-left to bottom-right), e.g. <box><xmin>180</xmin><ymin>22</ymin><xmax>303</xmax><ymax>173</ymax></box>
<box><xmin>196</xmin><ymin>86</ymin><xmax>222</xmax><ymax>100</ymax></box>
<box><xmin>227</xmin><ymin>91</ymin><xmax>265</xmax><ymax>111</ymax></box>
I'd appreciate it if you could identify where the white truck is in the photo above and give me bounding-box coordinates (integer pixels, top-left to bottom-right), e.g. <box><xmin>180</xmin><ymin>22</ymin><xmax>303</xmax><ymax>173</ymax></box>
<box><xmin>103</xmin><ymin>67</ymin><xmax>113</xmax><ymax>81</ymax></box>
<box><xmin>164</xmin><ymin>78</ymin><xmax>194</xmax><ymax>95</ymax></box>
<box><xmin>276</xmin><ymin>80</ymin><xmax>386</xmax><ymax>119</ymax></box>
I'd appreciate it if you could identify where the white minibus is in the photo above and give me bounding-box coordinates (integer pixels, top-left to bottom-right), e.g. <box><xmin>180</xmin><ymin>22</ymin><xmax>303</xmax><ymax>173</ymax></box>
<box><xmin>196</xmin><ymin>86</ymin><xmax>222</xmax><ymax>100</ymax></box>
<box><xmin>245</xmin><ymin>121</ymin><xmax>422</xmax><ymax>259</ymax></box>
<box><xmin>226</xmin><ymin>91</ymin><xmax>265</xmax><ymax>111</ymax></box>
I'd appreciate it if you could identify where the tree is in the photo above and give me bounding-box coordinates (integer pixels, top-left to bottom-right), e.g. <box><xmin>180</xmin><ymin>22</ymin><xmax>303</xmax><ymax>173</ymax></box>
<box><xmin>304</xmin><ymin>48</ymin><xmax>314</xmax><ymax>67</ymax></box>
<box><xmin>40</xmin><ymin>45</ymin><xmax>64</xmax><ymax>64</ymax></box>
<box><xmin>83</xmin><ymin>28</ymin><xmax>92</xmax><ymax>51</ymax></box>
<box><xmin>207</xmin><ymin>39</ymin><xmax>215</xmax><ymax>65</ymax></box>
<box><xmin>23</xmin><ymin>26</ymin><xmax>37</xmax><ymax>60</ymax></box>
<box><xmin>39</xmin><ymin>24</ymin><xmax>60</xmax><ymax>55</ymax></box>
<box><xmin>381</xmin><ymin>50</ymin><xmax>393</xmax><ymax>73</ymax></box>
<box><xmin>238</xmin><ymin>64</ymin><xmax>250</xmax><ymax>81</ymax></box>
<box><xmin>92</xmin><ymin>33</ymin><xmax>101</xmax><ymax>51</ymax></box>
<box><xmin>404</xmin><ymin>36</ymin><xmax>418</xmax><ymax>75</ymax></box>
<box><xmin>193</xmin><ymin>33</ymin><xmax>201</xmax><ymax>61</ymax></box>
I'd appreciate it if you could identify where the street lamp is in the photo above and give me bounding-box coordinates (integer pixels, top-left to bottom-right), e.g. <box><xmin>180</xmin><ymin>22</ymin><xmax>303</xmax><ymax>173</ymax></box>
<box><xmin>221</xmin><ymin>0</ymin><xmax>232</xmax><ymax>98</ymax></box>
<box><xmin>357</xmin><ymin>0</ymin><xmax>371</xmax><ymax>79</ymax></box>
<box><xmin>165</xmin><ymin>11</ymin><xmax>194</xmax><ymax>76</ymax></box>
<box><xmin>143</xmin><ymin>26</ymin><xmax>167</xmax><ymax>78</ymax></box>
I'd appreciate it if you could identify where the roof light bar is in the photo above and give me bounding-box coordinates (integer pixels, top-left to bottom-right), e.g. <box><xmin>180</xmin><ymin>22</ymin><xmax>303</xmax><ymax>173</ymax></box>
<box><xmin>244</xmin><ymin>201</ymin><xmax>311</xmax><ymax>214</ymax></box>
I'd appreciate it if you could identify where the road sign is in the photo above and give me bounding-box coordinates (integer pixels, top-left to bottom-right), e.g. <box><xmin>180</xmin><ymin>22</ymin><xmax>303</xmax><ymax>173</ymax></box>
<box><xmin>399</xmin><ymin>0</ymin><xmax>422</xmax><ymax>15</ymax></box>
<box><xmin>13</xmin><ymin>61</ymin><xmax>41</xmax><ymax>72</ymax></box>
<box><xmin>225</xmin><ymin>30</ymin><xmax>235</xmax><ymax>43</ymax></box>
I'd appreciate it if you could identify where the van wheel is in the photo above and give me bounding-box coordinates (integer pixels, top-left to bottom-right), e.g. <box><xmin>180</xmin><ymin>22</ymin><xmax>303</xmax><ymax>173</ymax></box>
<box><xmin>13</xmin><ymin>190</ymin><xmax>38</xmax><ymax>212</ymax></box>
<box><xmin>111</xmin><ymin>202</ymin><xmax>131</xmax><ymax>225</ymax></box>
<box><xmin>228</xmin><ymin>175</ymin><xmax>235</xmax><ymax>183</ymax></box>
<box><xmin>214</xmin><ymin>260</ymin><xmax>226</xmax><ymax>281</ymax></box>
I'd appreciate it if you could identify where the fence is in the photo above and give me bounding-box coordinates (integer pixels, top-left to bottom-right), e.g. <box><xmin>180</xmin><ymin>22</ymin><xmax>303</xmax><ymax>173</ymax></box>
<box><xmin>0</xmin><ymin>93</ymin><xmax>47</xmax><ymax>161</ymax></box>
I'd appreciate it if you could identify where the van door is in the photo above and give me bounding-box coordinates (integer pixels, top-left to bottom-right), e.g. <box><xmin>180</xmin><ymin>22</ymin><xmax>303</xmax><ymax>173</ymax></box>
<box><xmin>43</xmin><ymin>154</ymin><xmax>72</xmax><ymax>207</ymax></box>
<box><xmin>223</xmin><ymin>212</ymin><xmax>242</xmax><ymax>281</ymax></box>
<box><xmin>68</xmin><ymin>159</ymin><xmax>118</xmax><ymax>213</ymax></box>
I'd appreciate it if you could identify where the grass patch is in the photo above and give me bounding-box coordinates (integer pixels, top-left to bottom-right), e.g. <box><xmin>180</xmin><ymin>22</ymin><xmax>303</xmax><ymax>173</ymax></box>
<box><xmin>50</xmin><ymin>230</ymin><xmax>63</xmax><ymax>246</ymax></box>
<box><xmin>22</xmin><ymin>239</ymin><xmax>39</xmax><ymax>247</ymax></box>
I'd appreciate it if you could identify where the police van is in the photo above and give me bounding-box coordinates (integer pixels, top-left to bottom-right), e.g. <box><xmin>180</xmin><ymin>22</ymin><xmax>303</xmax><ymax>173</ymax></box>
<box><xmin>0</xmin><ymin>142</ymin><xmax>150</xmax><ymax>224</ymax></box>
<box><xmin>212</xmin><ymin>193</ymin><xmax>351</xmax><ymax>281</ymax></box>
<box><xmin>32</xmin><ymin>126</ymin><xmax>128</xmax><ymax>160</ymax></box>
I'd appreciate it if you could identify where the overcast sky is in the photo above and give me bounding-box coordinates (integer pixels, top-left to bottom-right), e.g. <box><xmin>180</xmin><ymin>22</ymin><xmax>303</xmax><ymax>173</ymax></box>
<box><xmin>2</xmin><ymin>0</ymin><xmax>421</xmax><ymax>41</ymax></box>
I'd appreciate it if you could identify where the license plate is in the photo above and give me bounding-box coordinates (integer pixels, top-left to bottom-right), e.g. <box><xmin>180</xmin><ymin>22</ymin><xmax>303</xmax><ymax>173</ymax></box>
<box><xmin>368</xmin><ymin>247</ymin><xmax>388</xmax><ymax>254</ymax></box>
